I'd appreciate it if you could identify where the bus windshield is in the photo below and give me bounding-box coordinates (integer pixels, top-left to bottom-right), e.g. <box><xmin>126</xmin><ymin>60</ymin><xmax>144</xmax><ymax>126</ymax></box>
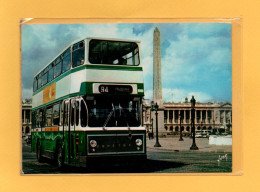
<box><xmin>86</xmin><ymin>96</ymin><xmax>141</xmax><ymax>127</ymax></box>
<box><xmin>89</xmin><ymin>40</ymin><xmax>140</xmax><ymax>66</ymax></box>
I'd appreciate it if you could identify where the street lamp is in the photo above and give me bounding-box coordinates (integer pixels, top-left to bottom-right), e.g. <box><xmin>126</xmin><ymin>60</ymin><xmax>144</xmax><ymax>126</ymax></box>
<box><xmin>213</xmin><ymin>120</ymin><xmax>215</xmax><ymax>134</ymax></box>
<box><xmin>227</xmin><ymin>119</ymin><xmax>231</xmax><ymax>135</ymax></box>
<box><xmin>151</xmin><ymin>101</ymin><xmax>161</xmax><ymax>147</ymax></box>
<box><xmin>179</xmin><ymin>112</ymin><xmax>184</xmax><ymax>141</ymax></box>
<box><xmin>190</xmin><ymin>96</ymin><xmax>199</xmax><ymax>150</ymax></box>
<box><xmin>151</xmin><ymin>118</ymin><xmax>154</xmax><ymax>139</ymax></box>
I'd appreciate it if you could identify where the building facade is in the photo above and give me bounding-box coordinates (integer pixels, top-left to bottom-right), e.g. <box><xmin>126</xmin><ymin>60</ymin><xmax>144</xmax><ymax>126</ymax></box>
<box><xmin>143</xmin><ymin>99</ymin><xmax>232</xmax><ymax>136</ymax></box>
<box><xmin>22</xmin><ymin>99</ymin><xmax>32</xmax><ymax>136</ymax></box>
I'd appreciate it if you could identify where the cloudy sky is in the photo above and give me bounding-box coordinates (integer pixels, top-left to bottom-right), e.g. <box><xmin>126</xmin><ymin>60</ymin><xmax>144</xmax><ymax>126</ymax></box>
<box><xmin>22</xmin><ymin>23</ymin><xmax>231</xmax><ymax>103</ymax></box>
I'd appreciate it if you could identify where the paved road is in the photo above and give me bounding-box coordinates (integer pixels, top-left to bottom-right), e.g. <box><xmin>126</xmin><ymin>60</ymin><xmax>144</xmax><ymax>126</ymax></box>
<box><xmin>22</xmin><ymin>140</ymin><xmax>232</xmax><ymax>174</ymax></box>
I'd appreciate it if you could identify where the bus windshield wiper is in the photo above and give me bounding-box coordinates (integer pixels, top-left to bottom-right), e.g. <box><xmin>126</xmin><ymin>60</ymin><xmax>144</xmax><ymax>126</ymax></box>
<box><xmin>103</xmin><ymin>103</ymin><xmax>115</xmax><ymax>129</ymax></box>
<box><xmin>119</xmin><ymin>104</ymin><xmax>130</xmax><ymax>130</ymax></box>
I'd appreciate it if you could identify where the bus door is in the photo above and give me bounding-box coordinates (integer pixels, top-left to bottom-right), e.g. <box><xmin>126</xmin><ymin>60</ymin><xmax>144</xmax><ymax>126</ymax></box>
<box><xmin>69</xmin><ymin>98</ymin><xmax>80</xmax><ymax>162</ymax></box>
<box><xmin>62</xmin><ymin>99</ymin><xmax>70</xmax><ymax>162</ymax></box>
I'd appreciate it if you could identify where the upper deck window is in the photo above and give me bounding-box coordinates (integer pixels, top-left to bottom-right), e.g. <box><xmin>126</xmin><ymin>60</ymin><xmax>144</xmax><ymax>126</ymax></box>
<box><xmin>48</xmin><ymin>63</ymin><xmax>54</xmax><ymax>82</ymax></box>
<box><xmin>72</xmin><ymin>41</ymin><xmax>85</xmax><ymax>68</ymax></box>
<box><xmin>55</xmin><ymin>56</ymin><xmax>62</xmax><ymax>78</ymax></box>
<box><xmin>33</xmin><ymin>77</ymin><xmax>37</xmax><ymax>92</ymax></box>
<box><xmin>37</xmin><ymin>73</ymin><xmax>42</xmax><ymax>89</ymax></box>
<box><xmin>62</xmin><ymin>48</ymin><xmax>71</xmax><ymax>73</ymax></box>
<box><xmin>89</xmin><ymin>40</ymin><xmax>140</xmax><ymax>66</ymax></box>
<box><xmin>42</xmin><ymin>67</ymin><xmax>48</xmax><ymax>85</ymax></box>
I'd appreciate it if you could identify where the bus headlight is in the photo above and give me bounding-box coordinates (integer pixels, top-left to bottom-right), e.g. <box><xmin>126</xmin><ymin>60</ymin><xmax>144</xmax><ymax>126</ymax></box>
<box><xmin>135</xmin><ymin>139</ymin><xmax>142</xmax><ymax>146</ymax></box>
<box><xmin>90</xmin><ymin>140</ymin><xmax>97</xmax><ymax>148</ymax></box>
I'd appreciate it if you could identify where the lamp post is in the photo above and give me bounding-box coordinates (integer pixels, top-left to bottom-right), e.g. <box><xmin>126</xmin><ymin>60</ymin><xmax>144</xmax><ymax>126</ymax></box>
<box><xmin>227</xmin><ymin>119</ymin><xmax>231</xmax><ymax>135</ymax></box>
<box><xmin>230</xmin><ymin>113</ymin><xmax>232</xmax><ymax>134</ymax></box>
<box><xmin>151</xmin><ymin>101</ymin><xmax>161</xmax><ymax>147</ymax></box>
<box><xmin>151</xmin><ymin>118</ymin><xmax>154</xmax><ymax>139</ymax></box>
<box><xmin>190</xmin><ymin>96</ymin><xmax>199</xmax><ymax>150</ymax></box>
<box><xmin>216</xmin><ymin>117</ymin><xmax>219</xmax><ymax>134</ymax></box>
<box><xmin>213</xmin><ymin>120</ymin><xmax>215</xmax><ymax>134</ymax></box>
<box><xmin>179</xmin><ymin>112</ymin><xmax>184</xmax><ymax>141</ymax></box>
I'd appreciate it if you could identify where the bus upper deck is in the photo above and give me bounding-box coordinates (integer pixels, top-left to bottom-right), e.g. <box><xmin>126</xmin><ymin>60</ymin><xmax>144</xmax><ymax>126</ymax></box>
<box><xmin>32</xmin><ymin>37</ymin><xmax>144</xmax><ymax>109</ymax></box>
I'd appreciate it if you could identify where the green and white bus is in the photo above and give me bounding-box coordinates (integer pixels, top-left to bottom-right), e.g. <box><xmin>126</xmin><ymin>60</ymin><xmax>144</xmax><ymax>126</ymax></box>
<box><xmin>31</xmin><ymin>37</ymin><xmax>146</xmax><ymax>167</ymax></box>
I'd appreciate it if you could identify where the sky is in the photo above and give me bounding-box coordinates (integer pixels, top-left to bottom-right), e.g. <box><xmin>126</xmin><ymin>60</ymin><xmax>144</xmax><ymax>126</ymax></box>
<box><xmin>22</xmin><ymin>23</ymin><xmax>232</xmax><ymax>103</ymax></box>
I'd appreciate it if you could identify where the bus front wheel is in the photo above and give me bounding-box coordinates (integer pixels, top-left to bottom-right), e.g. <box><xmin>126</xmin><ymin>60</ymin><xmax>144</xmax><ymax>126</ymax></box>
<box><xmin>55</xmin><ymin>143</ymin><xmax>64</xmax><ymax>168</ymax></box>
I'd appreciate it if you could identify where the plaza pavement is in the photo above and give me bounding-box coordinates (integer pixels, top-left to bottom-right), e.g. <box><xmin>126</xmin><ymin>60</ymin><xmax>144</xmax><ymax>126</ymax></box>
<box><xmin>146</xmin><ymin>136</ymin><xmax>232</xmax><ymax>153</ymax></box>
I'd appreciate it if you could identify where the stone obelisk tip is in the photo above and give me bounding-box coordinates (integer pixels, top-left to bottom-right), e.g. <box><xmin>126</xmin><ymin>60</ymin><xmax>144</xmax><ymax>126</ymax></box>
<box><xmin>154</xmin><ymin>27</ymin><xmax>160</xmax><ymax>33</ymax></box>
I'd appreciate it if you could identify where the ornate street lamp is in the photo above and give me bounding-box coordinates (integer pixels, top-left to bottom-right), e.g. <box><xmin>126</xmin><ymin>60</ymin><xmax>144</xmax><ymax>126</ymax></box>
<box><xmin>179</xmin><ymin>112</ymin><xmax>184</xmax><ymax>141</ymax></box>
<box><xmin>151</xmin><ymin>101</ymin><xmax>161</xmax><ymax>147</ymax></box>
<box><xmin>190</xmin><ymin>96</ymin><xmax>199</xmax><ymax>150</ymax></box>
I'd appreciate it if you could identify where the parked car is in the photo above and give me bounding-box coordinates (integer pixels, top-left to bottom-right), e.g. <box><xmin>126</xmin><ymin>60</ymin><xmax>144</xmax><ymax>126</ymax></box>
<box><xmin>24</xmin><ymin>135</ymin><xmax>31</xmax><ymax>144</ymax></box>
<box><xmin>195</xmin><ymin>130</ymin><xmax>209</xmax><ymax>138</ymax></box>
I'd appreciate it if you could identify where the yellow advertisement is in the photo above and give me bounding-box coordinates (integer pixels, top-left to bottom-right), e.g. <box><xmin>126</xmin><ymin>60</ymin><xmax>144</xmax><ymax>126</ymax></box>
<box><xmin>43</xmin><ymin>83</ymin><xmax>56</xmax><ymax>104</ymax></box>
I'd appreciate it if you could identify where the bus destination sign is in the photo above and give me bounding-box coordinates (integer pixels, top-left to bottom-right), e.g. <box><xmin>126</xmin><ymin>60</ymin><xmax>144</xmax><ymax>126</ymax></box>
<box><xmin>99</xmin><ymin>85</ymin><xmax>133</xmax><ymax>94</ymax></box>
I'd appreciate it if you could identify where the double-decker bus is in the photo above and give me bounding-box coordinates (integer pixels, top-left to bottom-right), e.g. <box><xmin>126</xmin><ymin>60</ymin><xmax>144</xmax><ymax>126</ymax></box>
<box><xmin>31</xmin><ymin>37</ymin><xmax>146</xmax><ymax>167</ymax></box>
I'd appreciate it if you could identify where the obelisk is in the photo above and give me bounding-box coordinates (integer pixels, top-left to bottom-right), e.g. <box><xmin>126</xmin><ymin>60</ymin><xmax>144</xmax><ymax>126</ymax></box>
<box><xmin>153</xmin><ymin>27</ymin><xmax>163</xmax><ymax>107</ymax></box>
<box><xmin>153</xmin><ymin>27</ymin><xmax>165</xmax><ymax>135</ymax></box>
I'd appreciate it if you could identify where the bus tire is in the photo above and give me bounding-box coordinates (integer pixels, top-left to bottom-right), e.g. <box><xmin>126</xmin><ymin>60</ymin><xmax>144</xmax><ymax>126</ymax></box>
<box><xmin>36</xmin><ymin>141</ymin><xmax>43</xmax><ymax>163</ymax></box>
<box><xmin>55</xmin><ymin>143</ymin><xmax>64</xmax><ymax>168</ymax></box>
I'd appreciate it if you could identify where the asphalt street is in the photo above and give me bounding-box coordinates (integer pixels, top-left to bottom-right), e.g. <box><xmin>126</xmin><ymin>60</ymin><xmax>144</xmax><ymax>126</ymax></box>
<box><xmin>22</xmin><ymin>138</ymin><xmax>232</xmax><ymax>174</ymax></box>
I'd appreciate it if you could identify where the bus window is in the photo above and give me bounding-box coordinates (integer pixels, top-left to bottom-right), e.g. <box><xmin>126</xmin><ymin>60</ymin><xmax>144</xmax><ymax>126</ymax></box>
<box><xmin>72</xmin><ymin>41</ymin><xmax>85</xmax><ymax>68</ymax></box>
<box><xmin>37</xmin><ymin>109</ymin><xmax>43</xmax><ymax>128</ymax></box>
<box><xmin>45</xmin><ymin>106</ymin><xmax>52</xmax><ymax>127</ymax></box>
<box><xmin>81</xmin><ymin>100</ymin><xmax>87</xmax><ymax>127</ymax></box>
<box><xmin>48</xmin><ymin>63</ymin><xmax>54</xmax><ymax>82</ymax></box>
<box><xmin>42</xmin><ymin>68</ymin><xmax>48</xmax><ymax>85</ymax></box>
<box><xmin>62</xmin><ymin>48</ymin><xmax>71</xmax><ymax>73</ymax></box>
<box><xmin>70</xmin><ymin>100</ymin><xmax>79</xmax><ymax>126</ymax></box>
<box><xmin>64</xmin><ymin>102</ymin><xmax>69</xmax><ymax>126</ymax></box>
<box><xmin>53</xmin><ymin>103</ymin><xmax>60</xmax><ymax>126</ymax></box>
<box><xmin>33</xmin><ymin>77</ymin><xmax>37</xmax><ymax>92</ymax></box>
<box><xmin>89</xmin><ymin>40</ymin><xmax>140</xmax><ymax>66</ymax></box>
<box><xmin>55</xmin><ymin>57</ymin><xmax>62</xmax><ymax>77</ymax></box>
<box><xmin>60</xmin><ymin>101</ymin><xmax>63</xmax><ymax>126</ymax></box>
<box><xmin>37</xmin><ymin>73</ymin><xmax>42</xmax><ymax>89</ymax></box>
<box><xmin>87</xmin><ymin>97</ymin><xmax>141</xmax><ymax>127</ymax></box>
<box><xmin>76</xmin><ymin>101</ymin><xmax>79</xmax><ymax>126</ymax></box>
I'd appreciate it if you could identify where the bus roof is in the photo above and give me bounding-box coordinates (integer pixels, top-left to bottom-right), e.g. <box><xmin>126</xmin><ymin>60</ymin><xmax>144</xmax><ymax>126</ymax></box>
<box><xmin>33</xmin><ymin>37</ymin><xmax>141</xmax><ymax>78</ymax></box>
<box><xmin>86</xmin><ymin>37</ymin><xmax>140</xmax><ymax>43</ymax></box>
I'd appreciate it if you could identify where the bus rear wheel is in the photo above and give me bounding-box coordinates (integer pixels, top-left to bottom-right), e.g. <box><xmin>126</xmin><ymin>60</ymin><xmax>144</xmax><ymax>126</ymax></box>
<box><xmin>36</xmin><ymin>142</ymin><xmax>43</xmax><ymax>162</ymax></box>
<box><xmin>55</xmin><ymin>143</ymin><xmax>64</xmax><ymax>168</ymax></box>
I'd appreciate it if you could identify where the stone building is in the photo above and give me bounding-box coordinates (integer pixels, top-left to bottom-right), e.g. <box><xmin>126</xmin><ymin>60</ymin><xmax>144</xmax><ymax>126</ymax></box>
<box><xmin>22</xmin><ymin>99</ymin><xmax>32</xmax><ymax>136</ymax></box>
<box><xmin>143</xmin><ymin>98</ymin><xmax>232</xmax><ymax>136</ymax></box>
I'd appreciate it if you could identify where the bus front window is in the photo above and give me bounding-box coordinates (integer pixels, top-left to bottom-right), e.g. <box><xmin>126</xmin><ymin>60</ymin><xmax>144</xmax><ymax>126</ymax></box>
<box><xmin>87</xmin><ymin>96</ymin><xmax>141</xmax><ymax>127</ymax></box>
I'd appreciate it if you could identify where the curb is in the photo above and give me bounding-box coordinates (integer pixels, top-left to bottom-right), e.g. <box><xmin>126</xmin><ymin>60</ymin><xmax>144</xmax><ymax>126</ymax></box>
<box><xmin>147</xmin><ymin>146</ymin><xmax>232</xmax><ymax>153</ymax></box>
